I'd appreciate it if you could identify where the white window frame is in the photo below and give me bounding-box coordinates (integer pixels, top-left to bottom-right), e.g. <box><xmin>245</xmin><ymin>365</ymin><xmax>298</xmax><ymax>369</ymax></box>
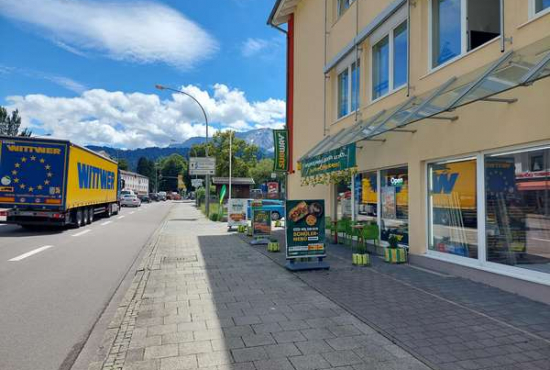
<box><xmin>529</xmin><ymin>0</ymin><xmax>550</xmax><ymax>19</ymax></box>
<box><xmin>424</xmin><ymin>141</ymin><xmax>550</xmax><ymax>287</ymax></box>
<box><xmin>428</xmin><ymin>0</ymin><xmax>502</xmax><ymax>71</ymax></box>
<box><xmin>370</xmin><ymin>6</ymin><xmax>408</xmax><ymax>102</ymax></box>
<box><xmin>335</xmin><ymin>54</ymin><xmax>360</xmax><ymax>120</ymax></box>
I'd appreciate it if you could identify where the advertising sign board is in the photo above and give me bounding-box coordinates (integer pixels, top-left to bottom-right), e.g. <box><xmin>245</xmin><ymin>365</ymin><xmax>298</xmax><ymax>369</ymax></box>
<box><xmin>189</xmin><ymin>157</ymin><xmax>215</xmax><ymax>175</ymax></box>
<box><xmin>191</xmin><ymin>178</ymin><xmax>204</xmax><ymax>188</ymax></box>
<box><xmin>228</xmin><ymin>198</ymin><xmax>247</xmax><ymax>228</ymax></box>
<box><xmin>267</xmin><ymin>182</ymin><xmax>279</xmax><ymax>199</ymax></box>
<box><xmin>285</xmin><ymin>199</ymin><xmax>326</xmax><ymax>258</ymax></box>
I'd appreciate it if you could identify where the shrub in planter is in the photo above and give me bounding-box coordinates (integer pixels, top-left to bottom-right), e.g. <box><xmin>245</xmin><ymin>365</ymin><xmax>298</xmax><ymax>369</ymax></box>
<box><xmin>267</xmin><ymin>238</ymin><xmax>280</xmax><ymax>252</ymax></box>
<box><xmin>352</xmin><ymin>244</ymin><xmax>370</xmax><ymax>266</ymax></box>
<box><xmin>274</xmin><ymin>220</ymin><xmax>282</xmax><ymax>228</ymax></box>
<box><xmin>384</xmin><ymin>235</ymin><xmax>408</xmax><ymax>264</ymax></box>
<box><xmin>247</xmin><ymin>225</ymin><xmax>253</xmax><ymax>236</ymax></box>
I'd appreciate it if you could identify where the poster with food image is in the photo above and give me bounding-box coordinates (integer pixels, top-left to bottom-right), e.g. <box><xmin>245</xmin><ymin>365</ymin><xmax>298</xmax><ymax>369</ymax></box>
<box><xmin>228</xmin><ymin>198</ymin><xmax>248</xmax><ymax>228</ymax></box>
<box><xmin>252</xmin><ymin>209</ymin><xmax>272</xmax><ymax>237</ymax></box>
<box><xmin>285</xmin><ymin>199</ymin><xmax>326</xmax><ymax>258</ymax></box>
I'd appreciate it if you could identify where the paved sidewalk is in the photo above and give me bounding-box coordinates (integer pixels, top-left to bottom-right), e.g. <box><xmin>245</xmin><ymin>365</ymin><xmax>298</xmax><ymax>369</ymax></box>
<box><xmin>255</xmin><ymin>231</ymin><xmax>550</xmax><ymax>370</ymax></box>
<box><xmin>89</xmin><ymin>203</ymin><xmax>430</xmax><ymax>370</ymax></box>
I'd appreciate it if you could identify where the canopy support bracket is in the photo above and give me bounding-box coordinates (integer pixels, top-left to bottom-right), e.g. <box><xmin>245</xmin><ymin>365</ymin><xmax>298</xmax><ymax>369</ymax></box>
<box><xmin>480</xmin><ymin>97</ymin><xmax>518</xmax><ymax>104</ymax></box>
<box><xmin>428</xmin><ymin>116</ymin><xmax>458</xmax><ymax>122</ymax></box>
<box><xmin>361</xmin><ymin>138</ymin><xmax>386</xmax><ymax>143</ymax></box>
<box><xmin>391</xmin><ymin>129</ymin><xmax>417</xmax><ymax>133</ymax></box>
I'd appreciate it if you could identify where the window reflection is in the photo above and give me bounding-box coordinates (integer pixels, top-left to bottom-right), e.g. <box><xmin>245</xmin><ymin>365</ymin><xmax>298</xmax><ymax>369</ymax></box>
<box><xmin>535</xmin><ymin>0</ymin><xmax>550</xmax><ymax>14</ymax></box>
<box><xmin>432</xmin><ymin>0</ymin><xmax>461</xmax><ymax>67</ymax></box>
<box><xmin>485</xmin><ymin>148</ymin><xmax>550</xmax><ymax>273</ymax></box>
<box><xmin>355</xmin><ymin>172</ymin><xmax>377</xmax><ymax>223</ymax></box>
<box><xmin>336</xmin><ymin>180</ymin><xmax>352</xmax><ymax>221</ymax></box>
<box><xmin>372</xmin><ymin>36</ymin><xmax>390</xmax><ymax>99</ymax></box>
<box><xmin>428</xmin><ymin>158</ymin><xmax>478</xmax><ymax>258</ymax></box>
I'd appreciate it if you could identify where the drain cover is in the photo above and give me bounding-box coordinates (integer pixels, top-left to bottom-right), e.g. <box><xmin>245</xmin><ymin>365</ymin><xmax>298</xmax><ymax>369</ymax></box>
<box><xmin>162</xmin><ymin>256</ymin><xmax>198</xmax><ymax>263</ymax></box>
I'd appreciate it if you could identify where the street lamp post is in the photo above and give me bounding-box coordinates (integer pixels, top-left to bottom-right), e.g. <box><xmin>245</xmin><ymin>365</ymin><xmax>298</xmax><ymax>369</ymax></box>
<box><xmin>155</xmin><ymin>84</ymin><xmax>211</xmax><ymax>217</ymax></box>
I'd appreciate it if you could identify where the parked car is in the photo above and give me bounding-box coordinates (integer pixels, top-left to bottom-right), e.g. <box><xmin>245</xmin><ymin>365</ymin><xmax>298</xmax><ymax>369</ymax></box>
<box><xmin>247</xmin><ymin>199</ymin><xmax>285</xmax><ymax>221</ymax></box>
<box><xmin>157</xmin><ymin>191</ymin><xmax>167</xmax><ymax>201</ymax></box>
<box><xmin>149</xmin><ymin>193</ymin><xmax>159</xmax><ymax>201</ymax></box>
<box><xmin>120</xmin><ymin>194</ymin><xmax>141</xmax><ymax>207</ymax></box>
<box><xmin>250</xmin><ymin>189</ymin><xmax>263</xmax><ymax>199</ymax></box>
<box><xmin>139</xmin><ymin>194</ymin><xmax>151</xmax><ymax>203</ymax></box>
<box><xmin>120</xmin><ymin>189</ymin><xmax>135</xmax><ymax>197</ymax></box>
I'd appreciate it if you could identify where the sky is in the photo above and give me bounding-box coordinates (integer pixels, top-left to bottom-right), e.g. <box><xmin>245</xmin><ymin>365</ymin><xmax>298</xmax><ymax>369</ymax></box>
<box><xmin>0</xmin><ymin>0</ymin><xmax>286</xmax><ymax>149</ymax></box>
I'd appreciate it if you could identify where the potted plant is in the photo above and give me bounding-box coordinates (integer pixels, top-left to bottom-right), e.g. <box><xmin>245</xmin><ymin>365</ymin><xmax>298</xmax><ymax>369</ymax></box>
<box><xmin>274</xmin><ymin>220</ymin><xmax>282</xmax><ymax>228</ymax></box>
<box><xmin>352</xmin><ymin>244</ymin><xmax>370</xmax><ymax>266</ymax></box>
<box><xmin>267</xmin><ymin>238</ymin><xmax>280</xmax><ymax>252</ymax></box>
<box><xmin>246</xmin><ymin>224</ymin><xmax>253</xmax><ymax>236</ymax></box>
<box><xmin>384</xmin><ymin>235</ymin><xmax>408</xmax><ymax>263</ymax></box>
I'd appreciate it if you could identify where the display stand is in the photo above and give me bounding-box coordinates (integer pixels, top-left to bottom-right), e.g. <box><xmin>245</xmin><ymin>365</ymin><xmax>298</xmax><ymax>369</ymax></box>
<box><xmin>285</xmin><ymin>257</ymin><xmax>330</xmax><ymax>271</ymax></box>
<box><xmin>250</xmin><ymin>236</ymin><xmax>269</xmax><ymax>245</ymax></box>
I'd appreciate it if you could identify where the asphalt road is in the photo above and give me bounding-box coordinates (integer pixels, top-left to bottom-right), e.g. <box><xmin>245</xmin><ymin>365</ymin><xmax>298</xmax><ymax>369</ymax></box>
<box><xmin>0</xmin><ymin>201</ymin><xmax>173</xmax><ymax>370</ymax></box>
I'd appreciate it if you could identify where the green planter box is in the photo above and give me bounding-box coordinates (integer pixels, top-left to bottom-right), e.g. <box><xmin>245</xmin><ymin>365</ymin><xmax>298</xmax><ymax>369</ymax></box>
<box><xmin>384</xmin><ymin>247</ymin><xmax>408</xmax><ymax>264</ymax></box>
<box><xmin>352</xmin><ymin>253</ymin><xmax>370</xmax><ymax>266</ymax></box>
<box><xmin>267</xmin><ymin>241</ymin><xmax>280</xmax><ymax>252</ymax></box>
<box><xmin>247</xmin><ymin>226</ymin><xmax>253</xmax><ymax>236</ymax></box>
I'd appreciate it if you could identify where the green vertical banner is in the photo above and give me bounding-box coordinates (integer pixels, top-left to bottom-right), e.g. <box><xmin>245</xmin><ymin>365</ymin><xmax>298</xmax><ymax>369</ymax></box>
<box><xmin>219</xmin><ymin>184</ymin><xmax>227</xmax><ymax>205</ymax></box>
<box><xmin>273</xmin><ymin>129</ymin><xmax>288</xmax><ymax>172</ymax></box>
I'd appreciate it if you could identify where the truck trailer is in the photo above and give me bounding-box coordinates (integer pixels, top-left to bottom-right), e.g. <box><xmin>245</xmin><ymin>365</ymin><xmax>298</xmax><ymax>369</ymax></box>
<box><xmin>0</xmin><ymin>136</ymin><xmax>121</xmax><ymax>228</ymax></box>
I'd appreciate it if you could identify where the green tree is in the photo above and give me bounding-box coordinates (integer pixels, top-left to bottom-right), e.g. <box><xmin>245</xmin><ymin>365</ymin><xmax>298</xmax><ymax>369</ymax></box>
<box><xmin>0</xmin><ymin>106</ymin><xmax>30</xmax><ymax>136</ymax></box>
<box><xmin>250</xmin><ymin>158</ymin><xmax>275</xmax><ymax>185</ymax></box>
<box><xmin>189</xmin><ymin>131</ymin><xmax>259</xmax><ymax>178</ymax></box>
<box><xmin>118</xmin><ymin>158</ymin><xmax>129</xmax><ymax>171</ymax></box>
<box><xmin>136</xmin><ymin>157</ymin><xmax>156</xmax><ymax>192</ymax></box>
<box><xmin>159</xmin><ymin>154</ymin><xmax>188</xmax><ymax>192</ymax></box>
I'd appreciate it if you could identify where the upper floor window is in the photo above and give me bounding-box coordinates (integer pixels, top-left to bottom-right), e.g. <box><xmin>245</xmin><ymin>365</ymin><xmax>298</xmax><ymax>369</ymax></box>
<box><xmin>337</xmin><ymin>0</ymin><xmax>355</xmax><ymax>17</ymax></box>
<box><xmin>372</xmin><ymin>21</ymin><xmax>408</xmax><ymax>101</ymax></box>
<box><xmin>431</xmin><ymin>0</ymin><xmax>501</xmax><ymax>69</ymax></box>
<box><xmin>337</xmin><ymin>59</ymin><xmax>360</xmax><ymax>119</ymax></box>
<box><xmin>532</xmin><ymin>0</ymin><xmax>550</xmax><ymax>17</ymax></box>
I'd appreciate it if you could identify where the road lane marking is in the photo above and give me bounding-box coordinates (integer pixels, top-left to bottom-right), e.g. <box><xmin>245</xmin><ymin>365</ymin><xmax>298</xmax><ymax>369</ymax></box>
<box><xmin>129</xmin><ymin>211</ymin><xmax>135</xmax><ymax>215</ymax></box>
<box><xmin>9</xmin><ymin>245</ymin><xmax>54</xmax><ymax>261</ymax></box>
<box><xmin>117</xmin><ymin>215</ymin><xmax>125</xmax><ymax>219</ymax></box>
<box><xmin>533</xmin><ymin>237</ymin><xmax>550</xmax><ymax>243</ymax></box>
<box><xmin>72</xmin><ymin>229</ymin><xmax>91</xmax><ymax>237</ymax></box>
<box><xmin>101</xmin><ymin>221</ymin><xmax>112</xmax><ymax>226</ymax></box>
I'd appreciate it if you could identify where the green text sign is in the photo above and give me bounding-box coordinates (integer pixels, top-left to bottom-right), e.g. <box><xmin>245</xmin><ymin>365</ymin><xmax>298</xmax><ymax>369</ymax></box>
<box><xmin>273</xmin><ymin>129</ymin><xmax>288</xmax><ymax>172</ymax></box>
<box><xmin>300</xmin><ymin>143</ymin><xmax>356</xmax><ymax>177</ymax></box>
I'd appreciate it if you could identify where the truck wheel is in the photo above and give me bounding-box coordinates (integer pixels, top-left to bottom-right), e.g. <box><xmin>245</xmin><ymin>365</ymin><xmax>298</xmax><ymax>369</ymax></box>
<box><xmin>106</xmin><ymin>205</ymin><xmax>113</xmax><ymax>218</ymax></box>
<box><xmin>88</xmin><ymin>208</ymin><xmax>94</xmax><ymax>224</ymax></box>
<box><xmin>83</xmin><ymin>208</ymin><xmax>89</xmax><ymax>225</ymax></box>
<box><xmin>271</xmin><ymin>212</ymin><xmax>281</xmax><ymax>221</ymax></box>
<box><xmin>75</xmin><ymin>209</ymin><xmax>83</xmax><ymax>228</ymax></box>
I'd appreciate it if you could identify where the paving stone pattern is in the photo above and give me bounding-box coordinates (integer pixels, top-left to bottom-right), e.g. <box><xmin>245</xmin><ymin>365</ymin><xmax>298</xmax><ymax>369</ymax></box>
<box><xmin>97</xmin><ymin>203</ymin><xmax>431</xmax><ymax>370</ymax></box>
<box><xmin>257</xmin><ymin>231</ymin><xmax>550</xmax><ymax>370</ymax></box>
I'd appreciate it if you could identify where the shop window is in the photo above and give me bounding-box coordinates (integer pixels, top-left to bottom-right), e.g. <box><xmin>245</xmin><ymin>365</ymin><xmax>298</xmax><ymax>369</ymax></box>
<box><xmin>336</xmin><ymin>179</ymin><xmax>352</xmax><ymax>221</ymax></box>
<box><xmin>337</xmin><ymin>0</ymin><xmax>355</xmax><ymax>18</ymax></box>
<box><xmin>372</xmin><ymin>21</ymin><xmax>408</xmax><ymax>100</ymax></box>
<box><xmin>428</xmin><ymin>158</ymin><xmax>478</xmax><ymax>258</ymax></box>
<box><xmin>485</xmin><ymin>147</ymin><xmax>550</xmax><ymax>274</ymax></box>
<box><xmin>355</xmin><ymin>172</ymin><xmax>378</xmax><ymax>223</ymax></box>
<box><xmin>431</xmin><ymin>0</ymin><xmax>501</xmax><ymax>68</ymax></box>
<box><xmin>380</xmin><ymin>167</ymin><xmax>409</xmax><ymax>246</ymax></box>
<box><xmin>337</xmin><ymin>59</ymin><xmax>360</xmax><ymax>119</ymax></box>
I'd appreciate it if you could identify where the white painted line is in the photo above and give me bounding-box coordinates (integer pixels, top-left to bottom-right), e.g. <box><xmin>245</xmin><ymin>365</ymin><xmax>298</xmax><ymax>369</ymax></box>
<box><xmin>533</xmin><ymin>237</ymin><xmax>550</xmax><ymax>243</ymax></box>
<box><xmin>9</xmin><ymin>245</ymin><xmax>54</xmax><ymax>262</ymax></box>
<box><xmin>117</xmin><ymin>215</ymin><xmax>125</xmax><ymax>220</ymax></box>
<box><xmin>71</xmin><ymin>229</ymin><xmax>91</xmax><ymax>237</ymax></box>
<box><xmin>101</xmin><ymin>221</ymin><xmax>112</xmax><ymax>226</ymax></box>
<box><xmin>129</xmin><ymin>211</ymin><xmax>135</xmax><ymax>215</ymax></box>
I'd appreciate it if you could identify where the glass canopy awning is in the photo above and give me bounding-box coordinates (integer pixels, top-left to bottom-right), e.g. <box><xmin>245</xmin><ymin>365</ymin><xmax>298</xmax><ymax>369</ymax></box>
<box><xmin>301</xmin><ymin>35</ymin><xmax>550</xmax><ymax>161</ymax></box>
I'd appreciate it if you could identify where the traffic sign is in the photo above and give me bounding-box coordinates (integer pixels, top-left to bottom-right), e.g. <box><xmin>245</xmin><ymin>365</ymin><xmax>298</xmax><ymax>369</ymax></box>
<box><xmin>191</xmin><ymin>178</ymin><xmax>204</xmax><ymax>188</ymax></box>
<box><xmin>189</xmin><ymin>157</ymin><xmax>215</xmax><ymax>175</ymax></box>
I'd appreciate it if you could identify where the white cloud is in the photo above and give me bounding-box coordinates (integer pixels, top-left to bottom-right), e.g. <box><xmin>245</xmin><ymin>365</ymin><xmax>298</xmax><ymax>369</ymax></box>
<box><xmin>45</xmin><ymin>76</ymin><xmax>87</xmax><ymax>94</ymax></box>
<box><xmin>242</xmin><ymin>38</ymin><xmax>270</xmax><ymax>57</ymax></box>
<box><xmin>0</xmin><ymin>0</ymin><xmax>218</xmax><ymax>69</ymax></box>
<box><xmin>6</xmin><ymin>84</ymin><xmax>286</xmax><ymax>149</ymax></box>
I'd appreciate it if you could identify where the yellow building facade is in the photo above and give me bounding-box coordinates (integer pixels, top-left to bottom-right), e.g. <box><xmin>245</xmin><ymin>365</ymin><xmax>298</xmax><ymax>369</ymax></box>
<box><xmin>269</xmin><ymin>0</ymin><xmax>550</xmax><ymax>298</ymax></box>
